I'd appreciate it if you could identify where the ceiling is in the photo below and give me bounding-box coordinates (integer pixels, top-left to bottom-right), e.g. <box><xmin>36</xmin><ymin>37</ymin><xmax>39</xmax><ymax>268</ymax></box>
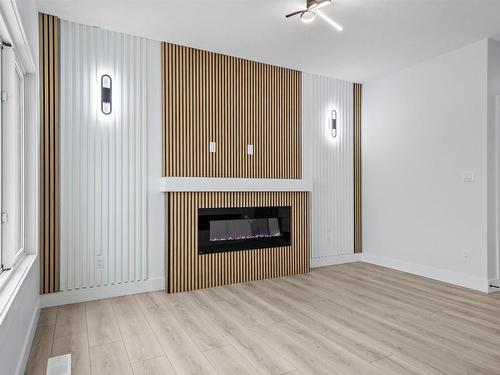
<box><xmin>37</xmin><ymin>0</ymin><xmax>500</xmax><ymax>83</ymax></box>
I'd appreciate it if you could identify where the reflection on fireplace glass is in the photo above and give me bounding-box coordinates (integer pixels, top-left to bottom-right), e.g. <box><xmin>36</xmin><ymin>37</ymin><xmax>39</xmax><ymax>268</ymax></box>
<box><xmin>198</xmin><ymin>206</ymin><xmax>291</xmax><ymax>253</ymax></box>
<box><xmin>209</xmin><ymin>218</ymin><xmax>282</xmax><ymax>242</ymax></box>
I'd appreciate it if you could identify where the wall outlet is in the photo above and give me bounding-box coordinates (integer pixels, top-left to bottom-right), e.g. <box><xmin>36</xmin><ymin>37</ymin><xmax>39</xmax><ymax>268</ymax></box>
<box><xmin>326</xmin><ymin>229</ymin><xmax>333</xmax><ymax>245</ymax></box>
<box><xmin>462</xmin><ymin>171</ymin><xmax>474</xmax><ymax>182</ymax></box>
<box><xmin>96</xmin><ymin>257</ymin><xmax>104</xmax><ymax>269</ymax></box>
<box><xmin>209</xmin><ymin>141</ymin><xmax>216</xmax><ymax>153</ymax></box>
<box><xmin>463</xmin><ymin>249</ymin><xmax>470</xmax><ymax>260</ymax></box>
<box><xmin>247</xmin><ymin>144</ymin><xmax>254</xmax><ymax>155</ymax></box>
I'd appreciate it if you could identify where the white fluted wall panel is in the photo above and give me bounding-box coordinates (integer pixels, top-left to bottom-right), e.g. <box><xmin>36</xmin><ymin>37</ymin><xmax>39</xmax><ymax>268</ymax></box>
<box><xmin>302</xmin><ymin>73</ymin><xmax>354</xmax><ymax>260</ymax></box>
<box><xmin>60</xmin><ymin>21</ymin><xmax>149</xmax><ymax>291</ymax></box>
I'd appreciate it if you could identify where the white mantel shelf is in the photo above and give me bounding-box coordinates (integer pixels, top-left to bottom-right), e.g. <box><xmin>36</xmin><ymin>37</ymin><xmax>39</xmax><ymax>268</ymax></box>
<box><xmin>160</xmin><ymin>177</ymin><xmax>313</xmax><ymax>192</ymax></box>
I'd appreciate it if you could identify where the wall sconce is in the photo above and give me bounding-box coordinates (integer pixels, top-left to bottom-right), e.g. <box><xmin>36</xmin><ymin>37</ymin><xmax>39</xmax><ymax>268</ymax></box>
<box><xmin>330</xmin><ymin>109</ymin><xmax>337</xmax><ymax>137</ymax></box>
<box><xmin>101</xmin><ymin>74</ymin><xmax>112</xmax><ymax>115</ymax></box>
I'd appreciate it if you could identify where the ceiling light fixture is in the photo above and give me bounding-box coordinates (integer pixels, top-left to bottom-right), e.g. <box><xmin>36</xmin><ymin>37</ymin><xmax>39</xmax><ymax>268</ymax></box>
<box><xmin>301</xmin><ymin>10</ymin><xmax>316</xmax><ymax>23</ymax></box>
<box><xmin>317</xmin><ymin>9</ymin><xmax>343</xmax><ymax>31</ymax></box>
<box><xmin>315</xmin><ymin>0</ymin><xmax>332</xmax><ymax>10</ymax></box>
<box><xmin>285</xmin><ymin>0</ymin><xmax>342</xmax><ymax>32</ymax></box>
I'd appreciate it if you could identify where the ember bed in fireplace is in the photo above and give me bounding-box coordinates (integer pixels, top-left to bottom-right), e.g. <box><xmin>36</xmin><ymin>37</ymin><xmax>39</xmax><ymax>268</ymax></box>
<box><xmin>198</xmin><ymin>206</ymin><xmax>291</xmax><ymax>254</ymax></box>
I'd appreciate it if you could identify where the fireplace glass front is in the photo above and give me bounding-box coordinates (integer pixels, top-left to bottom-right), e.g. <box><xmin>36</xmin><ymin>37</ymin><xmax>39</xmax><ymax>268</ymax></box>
<box><xmin>198</xmin><ymin>206</ymin><xmax>291</xmax><ymax>254</ymax></box>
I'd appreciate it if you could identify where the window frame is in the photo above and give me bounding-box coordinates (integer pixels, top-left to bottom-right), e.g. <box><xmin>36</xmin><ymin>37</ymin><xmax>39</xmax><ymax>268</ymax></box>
<box><xmin>13</xmin><ymin>58</ymin><xmax>26</xmax><ymax>266</ymax></box>
<box><xmin>0</xmin><ymin>50</ymin><xmax>26</xmax><ymax>275</ymax></box>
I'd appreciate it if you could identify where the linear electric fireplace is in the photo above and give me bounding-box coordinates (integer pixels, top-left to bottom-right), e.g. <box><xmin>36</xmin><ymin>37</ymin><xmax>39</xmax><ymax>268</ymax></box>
<box><xmin>198</xmin><ymin>206</ymin><xmax>291</xmax><ymax>254</ymax></box>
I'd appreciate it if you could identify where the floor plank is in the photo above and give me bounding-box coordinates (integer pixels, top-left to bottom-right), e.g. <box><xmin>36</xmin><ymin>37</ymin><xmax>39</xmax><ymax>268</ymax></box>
<box><xmin>38</xmin><ymin>307</ymin><xmax>58</xmax><ymax>327</ymax></box>
<box><xmin>203</xmin><ymin>345</ymin><xmax>261</xmax><ymax>375</ymax></box>
<box><xmin>52</xmin><ymin>333</ymin><xmax>91</xmax><ymax>375</ymax></box>
<box><xmin>131</xmin><ymin>356</ymin><xmax>177</xmax><ymax>375</ymax></box>
<box><xmin>54</xmin><ymin>303</ymin><xmax>87</xmax><ymax>338</ymax></box>
<box><xmin>111</xmin><ymin>295</ymin><xmax>163</xmax><ymax>363</ymax></box>
<box><xmin>86</xmin><ymin>299</ymin><xmax>122</xmax><ymax>347</ymax></box>
<box><xmin>89</xmin><ymin>341</ymin><xmax>134</xmax><ymax>375</ymax></box>
<box><xmin>25</xmin><ymin>324</ymin><xmax>55</xmax><ymax>375</ymax></box>
<box><xmin>135</xmin><ymin>292</ymin><xmax>218</xmax><ymax>375</ymax></box>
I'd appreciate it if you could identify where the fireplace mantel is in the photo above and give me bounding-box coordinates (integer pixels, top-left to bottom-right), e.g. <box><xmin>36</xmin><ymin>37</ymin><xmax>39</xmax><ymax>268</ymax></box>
<box><xmin>160</xmin><ymin>177</ymin><xmax>313</xmax><ymax>192</ymax></box>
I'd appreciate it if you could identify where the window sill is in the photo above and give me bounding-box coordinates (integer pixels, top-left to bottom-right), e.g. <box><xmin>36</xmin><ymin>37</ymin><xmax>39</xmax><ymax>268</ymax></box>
<box><xmin>0</xmin><ymin>254</ymin><xmax>37</xmax><ymax>326</ymax></box>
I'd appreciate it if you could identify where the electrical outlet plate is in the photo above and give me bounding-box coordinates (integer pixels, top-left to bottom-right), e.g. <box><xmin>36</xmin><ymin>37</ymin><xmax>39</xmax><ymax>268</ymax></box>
<box><xmin>462</xmin><ymin>171</ymin><xmax>474</xmax><ymax>182</ymax></box>
<box><xmin>209</xmin><ymin>141</ymin><xmax>216</xmax><ymax>153</ymax></box>
<box><xmin>46</xmin><ymin>354</ymin><xmax>71</xmax><ymax>375</ymax></box>
<box><xmin>463</xmin><ymin>249</ymin><xmax>470</xmax><ymax>260</ymax></box>
<box><xmin>96</xmin><ymin>257</ymin><xmax>104</xmax><ymax>269</ymax></box>
<box><xmin>247</xmin><ymin>144</ymin><xmax>254</xmax><ymax>155</ymax></box>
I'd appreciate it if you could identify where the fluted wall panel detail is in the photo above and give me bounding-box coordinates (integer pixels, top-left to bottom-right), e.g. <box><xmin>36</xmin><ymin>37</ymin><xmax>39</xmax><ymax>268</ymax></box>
<box><xmin>59</xmin><ymin>21</ymin><xmax>148</xmax><ymax>291</ymax></box>
<box><xmin>302</xmin><ymin>73</ymin><xmax>354</xmax><ymax>260</ymax></box>
<box><xmin>39</xmin><ymin>13</ymin><xmax>60</xmax><ymax>294</ymax></box>
<box><xmin>354</xmin><ymin>83</ymin><xmax>362</xmax><ymax>253</ymax></box>
<box><xmin>162</xmin><ymin>42</ymin><xmax>301</xmax><ymax>179</ymax></box>
<box><xmin>167</xmin><ymin>192</ymin><xmax>309</xmax><ymax>293</ymax></box>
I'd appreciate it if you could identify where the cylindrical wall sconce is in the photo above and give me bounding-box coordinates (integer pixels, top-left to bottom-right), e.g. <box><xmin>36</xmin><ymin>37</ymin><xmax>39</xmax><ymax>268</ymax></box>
<box><xmin>330</xmin><ymin>109</ymin><xmax>337</xmax><ymax>137</ymax></box>
<box><xmin>101</xmin><ymin>74</ymin><xmax>112</xmax><ymax>115</ymax></box>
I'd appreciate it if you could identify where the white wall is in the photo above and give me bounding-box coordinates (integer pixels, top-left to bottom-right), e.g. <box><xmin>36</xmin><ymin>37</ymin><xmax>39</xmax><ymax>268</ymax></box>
<box><xmin>488</xmin><ymin>39</ymin><xmax>500</xmax><ymax>283</ymax></box>
<box><xmin>302</xmin><ymin>73</ymin><xmax>357</xmax><ymax>267</ymax></box>
<box><xmin>0</xmin><ymin>258</ymin><xmax>39</xmax><ymax>375</ymax></box>
<box><xmin>0</xmin><ymin>1</ymin><xmax>40</xmax><ymax>374</ymax></box>
<box><xmin>42</xmin><ymin>21</ymin><xmax>164</xmax><ymax>306</ymax></box>
<box><xmin>363</xmin><ymin>40</ymin><xmax>491</xmax><ymax>291</ymax></box>
<box><xmin>14</xmin><ymin>0</ymin><xmax>38</xmax><ymax>60</ymax></box>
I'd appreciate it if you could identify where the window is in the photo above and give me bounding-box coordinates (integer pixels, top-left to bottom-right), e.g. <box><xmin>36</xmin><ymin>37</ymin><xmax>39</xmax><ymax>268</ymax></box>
<box><xmin>0</xmin><ymin>45</ymin><xmax>25</xmax><ymax>273</ymax></box>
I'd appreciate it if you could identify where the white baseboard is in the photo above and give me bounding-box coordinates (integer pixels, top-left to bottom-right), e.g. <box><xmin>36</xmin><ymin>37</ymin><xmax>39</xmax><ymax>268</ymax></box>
<box><xmin>362</xmin><ymin>253</ymin><xmax>490</xmax><ymax>293</ymax></box>
<box><xmin>16</xmin><ymin>298</ymin><xmax>40</xmax><ymax>375</ymax></box>
<box><xmin>41</xmin><ymin>277</ymin><xmax>165</xmax><ymax>307</ymax></box>
<box><xmin>310</xmin><ymin>253</ymin><xmax>362</xmax><ymax>268</ymax></box>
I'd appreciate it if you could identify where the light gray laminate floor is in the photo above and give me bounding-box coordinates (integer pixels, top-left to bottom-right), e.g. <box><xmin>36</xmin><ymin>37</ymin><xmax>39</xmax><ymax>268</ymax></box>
<box><xmin>26</xmin><ymin>262</ymin><xmax>500</xmax><ymax>375</ymax></box>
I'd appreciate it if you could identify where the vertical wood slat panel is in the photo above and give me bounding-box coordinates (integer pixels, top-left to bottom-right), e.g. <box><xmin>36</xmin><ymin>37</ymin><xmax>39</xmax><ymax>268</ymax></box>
<box><xmin>354</xmin><ymin>83</ymin><xmax>362</xmax><ymax>253</ymax></box>
<box><xmin>167</xmin><ymin>192</ymin><xmax>309</xmax><ymax>293</ymax></box>
<box><xmin>39</xmin><ymin>13</ymin><xmax>60</xmax><ymax>294</ymax></box>
<box><xmin>162</xmin><ymin>42</ymin><xmax>301</xmax><ymax>179</ymax></box>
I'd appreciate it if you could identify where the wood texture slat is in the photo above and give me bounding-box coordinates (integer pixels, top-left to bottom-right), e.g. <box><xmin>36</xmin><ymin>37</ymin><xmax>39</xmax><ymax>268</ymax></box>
<box><xmin>162</xmin><ymin>42</ymin><xmax>301</xmax><ymax>179</ymax></box>
<box><xmin>354</xmin><ymin>83</ymin><xmax>362</xmax><ymax>253</ymax></box>
<box><xmin>39</xmin><ymin>13</ymin><xmax>60</xmax><ymax>294</ymax></box>
<box><xmin>167</xmin><ymin>192</ymin><xmax>309</xmax><ymax>293</ymax></box>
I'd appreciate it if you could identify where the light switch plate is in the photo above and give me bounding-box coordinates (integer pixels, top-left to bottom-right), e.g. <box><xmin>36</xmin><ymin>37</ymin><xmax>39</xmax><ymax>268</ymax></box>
<box><xmin>462</xmin><ymin>171</ymin><xmax>474</xmax><ymax>182</ymax></box>
<box><xmin>209</xmin><ymin>141</ymin><xmax>216</xmax><ymax>153</ymax></box>
<box><xmin>247</xmin><ymin>144</ymin><xmax>254</xmax><ymax>155</ymax></box>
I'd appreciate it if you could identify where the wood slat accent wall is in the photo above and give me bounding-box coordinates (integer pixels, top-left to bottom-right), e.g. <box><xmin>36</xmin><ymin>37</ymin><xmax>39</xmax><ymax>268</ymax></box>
<box><xmin>39</xmin><ymin>13</ymin><xmax>60</xmax><ymax>294</ymax></box>
<box><xmin>167</xmin><ymin>192</ymin><xmax>309</xmax><ymax>293</ymax></box>
<box><xmin>354</xmin><ymin>83</ymin><xmax>362</xmax><ymax>253</ymax></box>
<box><xmin>162</xmin><ymin>42</ymin><xmax>302</xmax><ymax>179</ymax></box>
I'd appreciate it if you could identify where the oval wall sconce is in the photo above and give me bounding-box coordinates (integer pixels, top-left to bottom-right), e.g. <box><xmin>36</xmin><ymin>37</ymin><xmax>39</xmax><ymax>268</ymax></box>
<box><xmin>101</xmin><ymin>74</ymin><xmax>112</xmax><ymax>115</ymax></box>
<box><xmin>330</xmin><ymin>109</ymin><xmax>337</xmax><ymax>137</ymax></box>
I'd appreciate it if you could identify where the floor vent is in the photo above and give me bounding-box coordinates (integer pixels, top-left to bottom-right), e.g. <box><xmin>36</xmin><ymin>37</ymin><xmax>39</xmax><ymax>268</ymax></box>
<box><xmin>46</xmin><ymin>354</ymin><xmax>71</xmax><ymax>375</ymax></box>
